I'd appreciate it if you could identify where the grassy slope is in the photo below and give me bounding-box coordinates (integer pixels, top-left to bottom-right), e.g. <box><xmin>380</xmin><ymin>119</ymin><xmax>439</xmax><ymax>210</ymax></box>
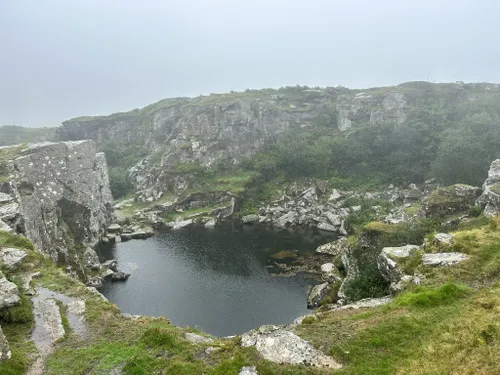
<box><xmin>1</xmin><ymin>215</ymin><xmax>500</xmax><ymax>374</ymax></box>
<box><xmin>295</xmin><ymin>220</ymin><xmax>500</xmax><ymax>375</ymax></box>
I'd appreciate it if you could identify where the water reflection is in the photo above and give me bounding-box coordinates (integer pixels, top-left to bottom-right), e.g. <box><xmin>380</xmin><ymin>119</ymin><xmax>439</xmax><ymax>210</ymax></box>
<box><xmin>97</xmin><ymin>223</ymin><xmax>335</xmax><ymax>336</ymax></box>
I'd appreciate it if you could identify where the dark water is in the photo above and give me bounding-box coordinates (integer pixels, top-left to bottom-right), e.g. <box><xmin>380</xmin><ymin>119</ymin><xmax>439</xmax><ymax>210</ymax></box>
<box><xmin>97</xmin><ymin>223</ymin><xmax>335</xmax><ymax>336</ymax></box>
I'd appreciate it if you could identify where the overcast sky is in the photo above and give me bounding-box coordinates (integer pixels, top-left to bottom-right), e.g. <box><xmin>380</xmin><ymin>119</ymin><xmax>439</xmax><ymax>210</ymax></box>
<box><xmin>1</xmin><ymin>0</ymin><xmax>499</xmax><ymax>127</ymax></box>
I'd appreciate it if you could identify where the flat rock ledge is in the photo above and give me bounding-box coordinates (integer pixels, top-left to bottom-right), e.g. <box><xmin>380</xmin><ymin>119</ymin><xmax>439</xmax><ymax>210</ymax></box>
<box><xmin>0</xmin><ymin>247</ymin><xmax>28</xmax><ymax>269</ymax></box>
<box><xmin>241</xmin><ymin>325</ymin><xmax>342</xmax><ymax>369</ymax></box>
<box><xmin>422</xmin><ymin>252</ymin><xmax>468</xmax><ymax>267</ymax></box>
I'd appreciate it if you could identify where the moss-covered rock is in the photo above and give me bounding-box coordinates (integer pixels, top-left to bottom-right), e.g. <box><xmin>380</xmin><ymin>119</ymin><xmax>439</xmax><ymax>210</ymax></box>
<box><xmin>422</xmin><ymin>184</ymin><xmax>482</xmax><ymax>218</ymax></box>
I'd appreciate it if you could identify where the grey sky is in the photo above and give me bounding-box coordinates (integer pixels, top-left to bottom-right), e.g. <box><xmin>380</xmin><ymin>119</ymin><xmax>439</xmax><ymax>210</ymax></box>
<box><xmin>1</xmin><ymin>0</ymin><xmax>499</xmax><ymax>127</ymax></box>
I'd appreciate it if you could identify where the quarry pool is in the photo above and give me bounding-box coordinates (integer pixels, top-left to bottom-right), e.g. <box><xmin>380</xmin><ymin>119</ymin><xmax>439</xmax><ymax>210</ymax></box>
<box><xmin>97</xmin><ymin>223</ymin><xmax>335</xmax><ymax>336</ymax></box>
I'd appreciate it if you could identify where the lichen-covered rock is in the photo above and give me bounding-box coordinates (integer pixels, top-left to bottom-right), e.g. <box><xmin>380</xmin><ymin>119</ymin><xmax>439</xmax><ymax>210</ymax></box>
<box><xmin>433</xmin><ymin>233</ymin><xmax>454</xmax><ymax>246</ymax></box>
<box><xmin>0</xmin><ymin>271</ymin><xmax>20</xmax><ymax>309</ymax></box>
<box><xmin>240</xmin><ymin>325</ymin><xmax>341</xmax><ymax>368</ymax></box>
<box><xmin>315</xmin><ymin>237</ymin><xmax>348</xmax><ymax>256</ymax></box>
<box><xmin>2</xmin><ymin>141</ymin><xmax>114</xmax><ymax>267</ymax></box>
<box><xmin>422</xmin><ymin>184</ymin><xmax>482</xmax><ymax>218</ymax></box>
<box><xmin>320</xmin><ymin>263</ymin><xmax>342</xmax><ymax>282</ymax></box>
<box><xmin>82</xmin><ymin>247</ymin><xmax>100</xmax><ymax>269</ymax></box>
<box><xmin>477</xmin><ymin>159</ymin><xmax>500</xmax><ymax>216</ymax></box>
<box><xmin>337</xmin><ymin>244</ymin><xmax>359</xmax><ymax>305</ymax></box>
<box><xmin>0</xmin><ymin>219</ymin><xmax>14</xmax><ymax>234</ymax></box>
<box><xmin>110</xmin><ymin>271</ymin><xmax>130</xmax><ymax>281</ymax></box>
<box><xmin>377</xmin><ymin>245</ymin><xmax>420</xmax><ymax>294</ymax></box>
<box><xmin>0</xmin><ymin>247</ymin><xmax>27</xmax><ymax>269</ymax></box>
<box><xmin>0</xmin><ymin>325</ymin><xmax>11</xmax><ymax>361</ymax></box>
<box><xmin>307</xmin><ymin>282</ymin><xmax>329</xmax><ymax>308</ymax></box>
<box><xmin>241</xmin><ymin>214</ymin><xmax>259</xmax><ymax>224</ymax></box>
<box><xmin>422</xmin><ymin>252</ymin><xmax>468</xmax><ymax>267</ymax></box>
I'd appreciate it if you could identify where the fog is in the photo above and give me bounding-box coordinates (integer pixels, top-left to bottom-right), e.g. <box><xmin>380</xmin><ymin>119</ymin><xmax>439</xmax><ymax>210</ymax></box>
<box><xmin>1</xmin><ymin>0</ymin><xmax>499</xmax><ymax>126</ymax></box>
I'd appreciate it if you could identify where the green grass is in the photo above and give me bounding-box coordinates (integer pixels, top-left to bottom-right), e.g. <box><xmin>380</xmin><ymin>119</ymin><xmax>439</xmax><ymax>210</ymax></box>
<box><xmin>394</xmin><ymin>282</ymin><xmax>471</xmax><ymax>308</ymax></box>
<box><xmin>0</xmin><ymin>231</ymin><xmax>34</xmax><ymax>250</ymax></box>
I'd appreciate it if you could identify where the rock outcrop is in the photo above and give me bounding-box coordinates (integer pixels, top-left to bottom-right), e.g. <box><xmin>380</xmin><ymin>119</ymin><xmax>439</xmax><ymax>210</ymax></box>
<box><xmin>241</xmin><ymin>325</ymin><xmax>341</xmax><ymax>368</ymax></box>
<box><xmin>422</xmin><ymin>253</ymin><xmax>468</xmax><ymax>267</ymax></box>
<box><xmin>0</xmin><ymin>271</ymin><xmax>20</xmax><ymax>309</ymax></box>
<box><xmin>0</xmin><ymin>141</ymin><xmax>114</xmax><ymax>275</ymax></box>
<box><xmin>307</xmin><ymin>282</ymin><xmax>329</xmax><ymax>308</ymax></box>
<box><xmin>422</xmin><ymin>184</ymin><xmax>482</xmax><ymax>218</ymax></box>
<box><xmin>477</xmin><ymin>159</ymin><xmax>500</xmax><ymax>216</ymax></box>
<box><xmin>377</xmin><ymin>245</ymin><xmax>420</xmax><ymax>294</ymax></box>
<box><xmin>377</xmin><ymin>245</ymin><xmax>419</xmax><ymax>284</ymax></box>
<box><xmin>54</xmin><ymin>86</ymin><xmax>429</xmax><ymax>200</ymax></box>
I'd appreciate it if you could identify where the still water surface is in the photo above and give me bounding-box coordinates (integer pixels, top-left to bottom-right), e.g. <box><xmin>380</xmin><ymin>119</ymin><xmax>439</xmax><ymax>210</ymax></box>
<box><xmin>97</xmin><ymin>223</ymin><xmax>334</xmax><ymax>336</ymax></box>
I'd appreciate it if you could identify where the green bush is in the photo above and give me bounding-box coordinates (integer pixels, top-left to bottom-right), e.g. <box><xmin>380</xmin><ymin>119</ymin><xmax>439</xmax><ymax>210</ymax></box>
<box><xmin>108</xmin><ymin>167</ymin><xmax>134</xmax><ymax>199</ymax></box>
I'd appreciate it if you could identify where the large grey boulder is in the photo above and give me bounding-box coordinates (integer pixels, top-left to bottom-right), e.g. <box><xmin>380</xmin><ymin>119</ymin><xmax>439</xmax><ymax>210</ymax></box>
<box><xmin>107</xmin><ymin>224</ymin><xmax>122</xmax><ymax>233</ymax></box>
<box><xmin>274</xmin><ymin>211</ymin><xmax>298</xmax><ymax>229</ymax></box>
<box><xmin>241</xmin><ymin>325</ymin><xmax>341</xmax><ymax>368</ymax></box>
<box><xmin>377</xmin><ymin>245</ymin><xmax>419</xmax><ymax>293</ymax></box>
<box><xmin>423</xmin><ymin>253</ymin><xmax>468</xmax><ymax>267</ymax></box>
<box><xmin>477</xmin><ymin>159</ymin><xmax>500</xmax><ymax>216</ymax></box>
<box><xmin>307</xmin><ymin>282</ymin><xmax>329</xmax><ymax>308</ymax></box>
<box><xmin>5</xmin><ymin>141</ymin><xmax>114</xmax><ymax>264</ymax></box>
<box><xmin>0</xmin><ymin>219</ymin><xmax>14</xmax><ymax>234</ymax></box>
<box><xmin>320</xmin><ymin>263</ymin><xmax>342</xmax><ymax>282</ymax></box>
<box><xmin>422</xmin><ymin>184</ymin><xmax>482</xmax><ymax>218</ymax></box>
<box><xmin>0</xmin><ymin>247</ymin><xmax>27</xmax><ymax>269</ymax></box>
<box><xmin>315</xmin><ymin>237</ymin><xmax>348</xmax><ymax>256</ymax></box>
<box><xmin>433</xmin><ymin>233</ymin><xmax>454</xmax><ymax>246</ymax></box>
<box><xmin>82</xmin><ymin>247</ymin><xmax>100</xmax><ymax>269</ymax></box>
<box><xmin>241</xmin><ymin>214</ymin><xmax>259</xmax><ymax>224</ymax></box>
<box><xmin>0</xmin><ymin>325</ymin><xmax>11</xmax><ymax>361</ymax></box>
<box><xmin>0</xmin><ymin>272</ymin><xmax>20</xmax><ymax>309</ymax></box>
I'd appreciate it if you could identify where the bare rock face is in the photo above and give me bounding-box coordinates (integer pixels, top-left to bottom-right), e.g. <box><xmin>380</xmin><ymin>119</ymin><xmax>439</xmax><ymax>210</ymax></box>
<box><xmin>315</xmin><ymin>237</ymin><xmax>348</xmax><ymax>256</ymax></box>
<box><xmin>0</xmin><ymin>141</ymin><xmax>114</xmax><ymax>269</ymax></box>
<box><xmin>477</xmin><ymin>159</ymin><xmax>500</xmax><ymax>216</ymax></box>
<box><xmin>241</xmin><ymin>325</ymin><xmax>341</xmax><ymax>369</ymax></box>
<box><xmin>307</xmin><ymin>282</ymin><xmax>329</xmax><ymax>308</ymax></box>
<box><xmin>377</xmin><ymin>245</ymin><xmax>420</xmax><ymax>285</ymax></box>
<box><xmin>0</xmin><ymin>271</ymin><xmax>20</xmax><ymax>309</ymax></box>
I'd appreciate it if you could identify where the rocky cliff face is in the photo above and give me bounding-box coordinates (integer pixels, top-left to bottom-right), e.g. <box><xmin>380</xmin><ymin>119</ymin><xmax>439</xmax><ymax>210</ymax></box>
<box><xmin>55</xmin><ymin>82</ymin><xmax>500</xmax><ymax>200</ymax></box>
<box><xmin>0</xmin><ymin>141</ymin><xmax>114</xmax><ymax>272</ymax></box>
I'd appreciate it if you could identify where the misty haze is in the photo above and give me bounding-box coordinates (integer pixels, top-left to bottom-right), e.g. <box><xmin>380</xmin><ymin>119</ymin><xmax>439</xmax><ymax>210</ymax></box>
<box><xmin>1</xmin><ymin>1</ymin><xmax>500</xmax><ymax>375</ymax></box>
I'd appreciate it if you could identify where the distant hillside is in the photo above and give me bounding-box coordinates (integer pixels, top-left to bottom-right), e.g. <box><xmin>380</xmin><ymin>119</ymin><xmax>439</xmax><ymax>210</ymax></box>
<box><xmin>54</xmin><ymin>81</ymin><xmax>500</xmax><ymax>198</ymax></box>
<box><xmin>0</xmin><ymin>125</ymin><xmax>57</xmax><ymax>146</ymax></box>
